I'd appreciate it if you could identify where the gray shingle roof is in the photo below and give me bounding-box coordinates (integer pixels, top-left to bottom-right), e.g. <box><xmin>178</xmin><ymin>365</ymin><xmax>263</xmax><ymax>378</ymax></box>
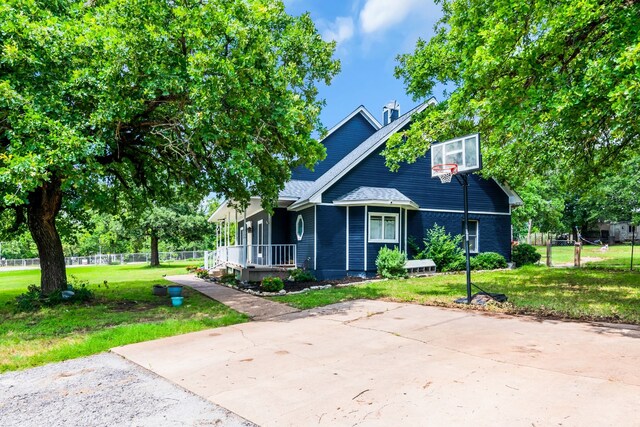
<box><xmin>335</xmin><ymin>187</ymin><xmax>415</xmax><ymax>204</ymax></box>
<box><xmin>279</xmin><ymin>180</ymin><xmax>315</xmax><ymax>199</ymax></box>
<box><xmin>289</xmin><ymin>99</ymin><xmax>435</xmax><ymax>209</ymax></box>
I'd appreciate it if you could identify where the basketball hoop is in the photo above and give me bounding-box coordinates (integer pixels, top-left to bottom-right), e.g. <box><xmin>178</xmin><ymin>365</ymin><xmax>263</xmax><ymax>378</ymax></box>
<box><xmin>432</xmin><ymin>164</ymin><xmax>458</xmax><ymax>183</ymax></box>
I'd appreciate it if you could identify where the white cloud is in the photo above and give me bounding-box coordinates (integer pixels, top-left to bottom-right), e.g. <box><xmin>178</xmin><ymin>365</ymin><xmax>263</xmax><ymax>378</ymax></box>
<box><xmin>321</xmin><ymin>16</ymin><xmax>355</xmax><ymax>45</ymax></box>
<box><xmin>359</xmin><ymin>0</ymin><xmax>425</xmax><ymax>34</ymax></box>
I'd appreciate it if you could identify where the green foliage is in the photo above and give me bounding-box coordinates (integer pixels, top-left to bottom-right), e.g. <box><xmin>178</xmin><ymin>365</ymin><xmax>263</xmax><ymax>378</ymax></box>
<box><xmin>195</xmin><ymin>268</ymin><xmax>209</xmax><ymax>279</ymax></box>
<box><xmin>261</xmin><ymin>276</ymin><xmax>284</xmax><ymax>292</ymax></box>
<box><xmin>512</xmin><ymin>243</ymin><xmax>542</xmax><ymax>267</ymax></box>
<box><xmin>375</xmin><ymin>246</ymin><xmax>407</xmax><ymax>279</ymax></box>
<box><xmin>0</xmin><ymin>0</ymin><xmax>339</xmax><ymax>290</ymax></box>
<box><xmin>220</xmin><ymin>273</ymin><xmax>238</xmax><ymax>285</ymax></box>
<box><xmin>289</xmin><ymin>268</ymin><xmax>316</xmax><ymax>282</ymax></box>
<box><xmin>14</xmin><ymin>279</ymin><xmax>95</xmax><ymax>312</ymax></box>
<box><xmin>472</xmin><ymin>252</ymin><xmax>507</xmax><ymax>270</ymax></box>
<box><xmin>417</xmin><ymin>224</ymin><xmax>465</xmax><ymax>272</ymax></box>
<box><xmin>185</xmin><ymin>265</ymin><xmax>198</xmax><ymax>272</ymax></box>
<box><xmin>385</xmin><ymin>0</ymin><xmax>640</xmax><ymax>188</ymax></box>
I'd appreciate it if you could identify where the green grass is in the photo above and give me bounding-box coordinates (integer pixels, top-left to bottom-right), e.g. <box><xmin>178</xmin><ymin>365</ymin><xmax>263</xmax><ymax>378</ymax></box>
<box><xmin>273</xmin><ymin>266</ymin><xmax>640</xmax><ymax>325</ymax></box>
<box><xmin>0</xmin><ymin>263</ymin><xmax>247</xmax><ymax>372</ymax></box>
<box><xmin>535</xmin><ymin>244</ymin><xmax>637</xmax><ymax>269</ymax></box>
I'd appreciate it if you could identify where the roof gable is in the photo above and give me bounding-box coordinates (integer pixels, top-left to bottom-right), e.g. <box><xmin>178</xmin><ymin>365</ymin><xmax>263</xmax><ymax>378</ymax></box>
<box><xmin>289</xmin><ymin>98</ymin><xmax>437</xmax><ymax>210</ymax></box>
<box><xmin>291</xmin><ymin>106</ymin><xmax>381</xmax><ymax>181</ymax></box>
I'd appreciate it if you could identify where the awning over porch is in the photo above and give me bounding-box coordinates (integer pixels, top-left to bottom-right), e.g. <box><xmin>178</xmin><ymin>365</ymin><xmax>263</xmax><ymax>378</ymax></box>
<box><xmin>333</xmin><ymin>186</ymin><xmax>419</xmax><ymax>209</ymax></box>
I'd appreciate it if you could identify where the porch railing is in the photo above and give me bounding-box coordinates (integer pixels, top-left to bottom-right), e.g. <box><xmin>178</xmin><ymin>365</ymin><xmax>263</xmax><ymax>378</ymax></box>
<box><xmin>205</xmin><ymin>244</ymin><xmax>296</xmax><ymax>270</ymax></box>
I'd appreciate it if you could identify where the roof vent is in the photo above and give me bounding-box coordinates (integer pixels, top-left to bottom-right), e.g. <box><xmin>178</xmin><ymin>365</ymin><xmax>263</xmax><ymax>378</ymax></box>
<box><xmin>383</xmin><ymin>101</ymin><xmax>400</xmax><ymax>126</ymax></box>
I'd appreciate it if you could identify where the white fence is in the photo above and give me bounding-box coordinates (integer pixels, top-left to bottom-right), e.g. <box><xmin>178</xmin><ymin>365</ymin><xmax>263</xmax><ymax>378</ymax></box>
<box><xmin>0</xmin><ymin>251</ymin><xmax>206</xmax><ymax>269</ymax></box>
<box><xmin>204</xmin><ymin>244</ymin><xmax>296</xmax><ymax>270</ymax></box>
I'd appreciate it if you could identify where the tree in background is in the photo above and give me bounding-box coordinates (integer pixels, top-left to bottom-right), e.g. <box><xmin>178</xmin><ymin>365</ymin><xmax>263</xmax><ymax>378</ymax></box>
<box><xmin>384</xmin><ymin>0</ymin><xmax>639</xmax><ymax>188</ymax></box>
<box><xmin>0</xmin><ymin>0</ymin><xmax>339</xmax><ymax>293</ymax></box>
<box><xmin>511</xmin><ymin>178</ymin><xmax>565</xmax><ymax>242</ymax></box>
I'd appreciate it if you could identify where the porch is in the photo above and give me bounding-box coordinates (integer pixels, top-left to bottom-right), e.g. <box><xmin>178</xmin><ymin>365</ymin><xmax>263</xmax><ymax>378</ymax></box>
<box><xmin>204</xmin><ymin>244</ymin><xmax>297</xmax><ymax>281</ymax></box>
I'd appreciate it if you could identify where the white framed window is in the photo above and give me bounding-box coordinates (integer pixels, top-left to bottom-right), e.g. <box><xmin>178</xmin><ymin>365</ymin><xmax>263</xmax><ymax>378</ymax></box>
<box><xmin>464</xmin><ymin>220</ymin><xmax>479</xmax><ymax>253</ymax></box>
<box><xmin>368</xmin><ymin>213</ymin><xmax>399</xmax><ymax>243</ymax></box>
<box><xmin>296</xmin><ymin>215</ymin><xmax>304</xmax><ymax>241</ymax></box>
<box><xmin>239</xmin><ymin>227</ymin><xmax>244</xmax><ymax>245</ymax></box>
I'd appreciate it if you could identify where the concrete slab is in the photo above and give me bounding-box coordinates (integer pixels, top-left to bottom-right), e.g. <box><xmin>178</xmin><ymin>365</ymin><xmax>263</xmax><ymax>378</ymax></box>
<box><xmin>166</xmin><ymin>275</ymin><xmax>300</xmax><ymax>320</ymax></box>
<box><xmin>113</xmin><ymin>300</ymin><xmax>640</xmax><ymax>427</ymax></box>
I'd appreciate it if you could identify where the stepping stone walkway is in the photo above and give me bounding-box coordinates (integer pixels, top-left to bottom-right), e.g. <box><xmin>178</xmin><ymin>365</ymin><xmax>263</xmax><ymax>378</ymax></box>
<box><xmin>165</xmin><ymin>275</ymin><xmax>300</xmax><ymax>321</ymax></box>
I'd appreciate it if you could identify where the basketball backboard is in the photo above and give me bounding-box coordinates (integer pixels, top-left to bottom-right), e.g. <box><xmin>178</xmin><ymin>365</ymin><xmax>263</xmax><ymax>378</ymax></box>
<box><xmin>430</xmin><ymin>133</ymin><xmax>481</xmax><ymax>178</ymax></box>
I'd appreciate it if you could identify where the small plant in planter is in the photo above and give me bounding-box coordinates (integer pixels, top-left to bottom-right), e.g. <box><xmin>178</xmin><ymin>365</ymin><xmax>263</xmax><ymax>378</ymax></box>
<box><xmin>261</xmin><ymin>277</ymin><xmax>284</xmax><ymax>292</ymax></box>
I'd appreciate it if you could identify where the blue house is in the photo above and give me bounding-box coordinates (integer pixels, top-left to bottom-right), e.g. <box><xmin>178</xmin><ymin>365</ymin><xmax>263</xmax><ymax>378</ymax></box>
<box><xmin>208</xmin><ymin>100</ymin><xmax>522</xmax><ymax>280</ymax></box>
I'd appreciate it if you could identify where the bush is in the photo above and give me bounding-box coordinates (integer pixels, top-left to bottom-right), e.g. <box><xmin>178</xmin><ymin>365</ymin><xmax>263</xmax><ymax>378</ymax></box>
<box><xmin>289</xmin><ymin>268</ymin><xmax>316</xmax><ymax>282</ymax></box>
<box><xmin>194</xmin><ymin>268</ymin><xmax>209</xmax><ymax>279</ymax></box>
<box><xmin>185</xmin><ymin>265</ymin><xmax>198</xmax><ymax>272</ymax></box>
<box><xmin>473</xmin><ymin>252</ymin><xmax>507</xmax><ymax>270</ymax></box>
<box><xmin>15</xmin><ymin>279</ymin><xmax>95</xmax><ymax>312</ymax></box>
<box><xmin>512</xmin><ymin>243</ymin><xmax>541</xmax><ymax>267</ymax></box>
<box><xmin>375</xmin><ymin>246</ymin><xmax>407</xmax><ymax>279</ymax></box>
<box><xmin>219</xmin><ymin>273</ymin><xmax>238</xmax><ymax>285</ymax></box>
<box><xmin>418</xmin><ymin>224</ymin><xmax>465</xmax><ymax>272</ymax></box>
<box><xmin>261</xmin><ymin>276</ymin><xmax>284</xmax><ymax>292</ymax></box>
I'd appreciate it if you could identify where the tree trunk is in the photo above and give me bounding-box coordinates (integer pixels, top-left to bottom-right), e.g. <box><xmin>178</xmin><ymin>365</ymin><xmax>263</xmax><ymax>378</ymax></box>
<box><xmin>150</xmin><ymin>233</ymin><xmax>160</xmax><ymax>266</ymax></box>
<box><xmin>527</xmin><ymin>219</ymin><xmax>532</xmax><ymax>245</ymax></box>
<box><xmin>27</xmin><ymin>175</ymin><xmax>67</xmax><ymax>295</ymax></box>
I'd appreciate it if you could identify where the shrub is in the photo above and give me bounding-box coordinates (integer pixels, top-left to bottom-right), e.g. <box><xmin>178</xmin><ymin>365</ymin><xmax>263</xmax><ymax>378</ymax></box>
<box><xmin>185</xmin><ymin>265</ymin><xmax>198</xmax><ymax>272</ymax></box>
<box><xmin>15</xmin><ymin>279</ymin><xmax>95</xmax><ymax>312</ymax></box>
<box><xmin>375</xmin><ymin>246</ymin><xmax>407</xmax><ymax>279</ymax></box>
<box><xmin>261</xmin><ymin>276</ymin><xmax>284</xmax><ymax>292</ymax></box>
<box><xmin>194</xmin><ymin>268</ymin><xmax>209</xmax><ymax>279</ymax></box>
<box><xmin>289</xmin><ymin>268</ymin><xmax>316</xmax><ymax>282</ymax></box>
<box><xmin>473</xmin><ymin>252</ymin><xmax>507</xmax><ymax>270</ymax></box>
<box><xmin>512</xmin><ymin>243</ymin><xmax>541</xmax><ymax>267</ymax></box>
<box><xmin>220</xmin><ymin>273</ymin><xmax>238</xmax><ymax>285</ymax></box>
<box><xmin>419</xmin><ymin>224</ymin><xmax>465</xmax><ymax>272</ymax></box>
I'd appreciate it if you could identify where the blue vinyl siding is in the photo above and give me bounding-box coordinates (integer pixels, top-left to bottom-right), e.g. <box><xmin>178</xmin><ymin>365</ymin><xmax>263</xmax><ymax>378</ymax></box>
<box><xmin>291</xmin><ymin>113</ymin><xmax>378</xmax><ymax>181</ymax></box>
<box><xmin>237</xmin><ymin>210</ymin><xmax>270</xmax><ymax>247</ymax></box>
<box><xmin>406</xmin><ymin>210</ymin><xmax>512</xmax><ymax>261</ymax></box>
<box><xmin>322</xmin><ymin>145</ymin><xmax>510</xmax><ymax>213</ymax></box>
<box><xmin>315</xmin><ymin>205</ymin><xmax>346</xmax><ymax>279</ymax></box>
<box><xmin>348</xmin><ymin>206</ymin><xmax>365</xmax><ymax>272</ymax></box>
<box><xmin>290</xmin><ymin>207</ymin><xmax>315</xmax><ymax>269</ymax></box>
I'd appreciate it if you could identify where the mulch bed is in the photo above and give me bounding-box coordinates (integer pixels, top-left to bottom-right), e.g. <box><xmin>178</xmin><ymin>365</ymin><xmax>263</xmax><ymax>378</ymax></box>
<box><xmin>219</xmin><ymin>276</ymin><xmax>367</xmax><ymax>294</ymax></box>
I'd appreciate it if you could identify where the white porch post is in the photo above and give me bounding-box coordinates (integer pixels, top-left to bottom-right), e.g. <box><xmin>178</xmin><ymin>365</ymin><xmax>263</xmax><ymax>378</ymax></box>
<box><xmin>268</xmin><ymin>214</ymin><xmax>272</xmax><ymax>266</ymax></box>
<box><xmin>243</xmin><ymin>210</ymin><xmax>248</xmax><ymax>268</ymax></box>
<box><xmin>234</xmin><ymin>210</ymin><xmax>238</xmax><ymax>245</ymax></box>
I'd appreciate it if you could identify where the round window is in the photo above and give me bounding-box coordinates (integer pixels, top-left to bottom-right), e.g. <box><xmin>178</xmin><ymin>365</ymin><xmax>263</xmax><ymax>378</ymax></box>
<box><xmin>296</xmin><ymin>215</ymin><xmax>304</xmax><ymax>241</ymax></box>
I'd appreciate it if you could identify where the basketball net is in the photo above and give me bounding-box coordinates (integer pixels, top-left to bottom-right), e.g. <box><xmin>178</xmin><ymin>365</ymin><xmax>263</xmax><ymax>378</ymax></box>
<box><xmin>432</xmin><ymin>164</ymin><xmax>458</xmax><ymax>183</ymax></box>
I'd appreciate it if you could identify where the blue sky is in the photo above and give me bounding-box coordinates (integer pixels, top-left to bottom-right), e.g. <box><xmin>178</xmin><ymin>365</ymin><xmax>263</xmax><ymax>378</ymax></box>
<box><xmin>283</xmin><ymin>0</ymin><xmax>443</xmax><ymax>129</ymax></box>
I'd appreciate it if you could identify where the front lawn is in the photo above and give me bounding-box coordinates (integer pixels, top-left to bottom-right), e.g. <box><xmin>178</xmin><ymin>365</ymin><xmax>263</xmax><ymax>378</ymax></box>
<box><xmin>273</xmin><ymin>266</ymin><xmax>640</xmax><ymax>324</ymax></box>
<box><xmin>0</xmin><ymin>263</ymin><xmax>247</xmax><ymax>372</ymax></box>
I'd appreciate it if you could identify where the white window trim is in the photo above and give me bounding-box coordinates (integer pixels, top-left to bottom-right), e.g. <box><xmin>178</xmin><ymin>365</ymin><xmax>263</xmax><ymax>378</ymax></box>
<box><xmin>466</xmin><ymin>220</ymin><xmax>479</xmax><ymax>254</ymax></box>
<box><xmin>368</xmin><ymin>212</ymin><xmax>399</xmax><ymax>243</ymax></box>
<box><xmin>296</xmin><ymin>215</ymin><xmax>304</xmax><ymax>241</ymax></box>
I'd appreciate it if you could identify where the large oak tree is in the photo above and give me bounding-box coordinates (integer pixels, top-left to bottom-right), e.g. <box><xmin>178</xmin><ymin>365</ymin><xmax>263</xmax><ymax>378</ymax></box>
<box><xmin>0</xmin><ymin>0</ymin><xmax>339</xmax><ymax>293</ymax></box>
<box><xmin>384</xmin><ymin>0</ymin><xmax>639</xmax><ymax>187</ymax></box>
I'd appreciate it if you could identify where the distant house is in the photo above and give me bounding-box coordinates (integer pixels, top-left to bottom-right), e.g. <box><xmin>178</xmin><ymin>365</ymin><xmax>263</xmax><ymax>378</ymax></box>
<box><xmin>208</xmin><ymin>100</ymin><xmax>522</xmax><ymax>280</ymax></box>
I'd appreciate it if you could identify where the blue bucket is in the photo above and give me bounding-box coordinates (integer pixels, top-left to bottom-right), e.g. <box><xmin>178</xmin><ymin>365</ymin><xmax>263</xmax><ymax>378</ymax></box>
<box><xmin>171</xmin><ymin>296</ymin><xmax>184</xmax><ymax>307</ymax></box>
<box><xmin>167</xmin><ymin>285</ymin><xmax>183</xmax><ymax>297</ymax></box>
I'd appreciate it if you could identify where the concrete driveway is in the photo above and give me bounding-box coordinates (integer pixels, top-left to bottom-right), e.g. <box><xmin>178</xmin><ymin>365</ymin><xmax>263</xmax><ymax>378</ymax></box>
<box><xmin>113</xmin><ymin>300</ymin><xmax>640</xmax><ymax>426</ymax></box>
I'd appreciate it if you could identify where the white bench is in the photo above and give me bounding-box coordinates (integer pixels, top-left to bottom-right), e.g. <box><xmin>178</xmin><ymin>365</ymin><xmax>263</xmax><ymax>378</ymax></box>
<box><xmin>405</xmin><ymin>259</ymin><xmax>436</xmax><ymax>276</ymax></box>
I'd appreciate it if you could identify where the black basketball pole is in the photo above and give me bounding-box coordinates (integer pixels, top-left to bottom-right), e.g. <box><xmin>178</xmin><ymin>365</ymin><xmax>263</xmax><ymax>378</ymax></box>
<box><xmin>462</xmin><ymin>174</ymin><xmax>472</xmax><ymax>303</ymax></box>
